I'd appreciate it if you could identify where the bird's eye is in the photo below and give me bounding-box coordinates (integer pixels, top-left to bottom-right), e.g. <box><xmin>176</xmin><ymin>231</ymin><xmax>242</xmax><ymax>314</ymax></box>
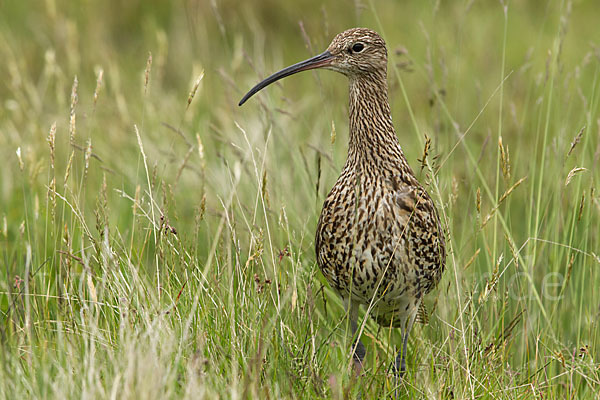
<box><xmin>351</xmin><ymin>42</ymin><xmax>365</xmax><ymax>53</ymax></box>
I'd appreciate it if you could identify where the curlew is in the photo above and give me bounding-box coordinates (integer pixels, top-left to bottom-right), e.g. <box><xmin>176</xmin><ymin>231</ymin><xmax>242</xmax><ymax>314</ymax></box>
<box><xmin>239</xmin><ymin>28</ymin><xmax>446</xmax><ymax>379</ymax></box>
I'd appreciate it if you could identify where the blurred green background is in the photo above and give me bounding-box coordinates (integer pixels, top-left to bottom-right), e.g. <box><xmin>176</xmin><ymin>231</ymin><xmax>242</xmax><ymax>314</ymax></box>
<box><xmin>1</xmin><ymin>0</ymin><xmax>599</xmax><ymax>398</ymax></box>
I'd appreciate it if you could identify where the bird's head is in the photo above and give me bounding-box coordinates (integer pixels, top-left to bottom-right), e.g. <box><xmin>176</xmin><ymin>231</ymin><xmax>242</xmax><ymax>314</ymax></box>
<box><xmin>239</xmin><ymin>28</ymin><xmax>387</xmax><ymax>106</ymax></box>
<box><xmin>324</xmin><ymin>28</ymin><xmax>388</xmax><ymax>76</ymax></box>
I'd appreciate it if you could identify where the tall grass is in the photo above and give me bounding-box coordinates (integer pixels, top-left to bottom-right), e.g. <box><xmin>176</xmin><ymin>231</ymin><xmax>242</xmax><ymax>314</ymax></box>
<box><xmin>1</xmin><ymin>0</ymin><xmax>599</xmax><ymax>398</ymax></box>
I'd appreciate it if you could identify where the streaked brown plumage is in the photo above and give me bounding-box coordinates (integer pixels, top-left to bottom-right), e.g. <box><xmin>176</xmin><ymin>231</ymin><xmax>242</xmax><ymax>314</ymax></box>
<box><xmin>240</xmin><ymin>28</ymin><xmax>445</xmax><ymax>377</ymax></box>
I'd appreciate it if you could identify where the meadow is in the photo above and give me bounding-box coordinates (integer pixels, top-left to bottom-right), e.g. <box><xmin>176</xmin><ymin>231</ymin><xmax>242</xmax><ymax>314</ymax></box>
<box><xmin>0</xmin><ymin>0</ymin><xmax>599</xmax><ymax>398</ymax></box>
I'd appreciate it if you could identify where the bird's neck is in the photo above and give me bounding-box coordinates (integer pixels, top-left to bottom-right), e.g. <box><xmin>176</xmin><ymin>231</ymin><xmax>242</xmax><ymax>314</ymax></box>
<box><xmin>346</xmin><ymin>72</ymin><xmax>414</xmax><ymax>180</ymax></box>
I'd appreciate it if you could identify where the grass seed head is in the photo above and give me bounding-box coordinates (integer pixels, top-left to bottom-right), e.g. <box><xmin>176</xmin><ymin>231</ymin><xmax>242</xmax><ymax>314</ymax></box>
<box><xmin>64</xmin><ymin>151</ymin><xmax>74</xmax><ymax>188</ymax></box>
<box><xmin>565</xmin><ymin>167</ymin><xmax>587</xmax><ymax>186</ymax></box>
<box><xmin>144</xmin><ymin>52</ymin><xmax>152</xmax><ymax>94</ymax></box>
<box><xmin>463</xmin><ymin>248</ymin><xmax>480</xmax><ymax>270</ymax></box>
<box><xmin>568</xmin><ymin>126</ymin><xmax>585</xmax><ymax>157</ymax></box>
<box><xmin>450</xmin><ymin>175</ymin><xmax>458</xmax><ymax>205</ymax></box>
<box><xmin>419</xmin><ymin>133</ymin><xmax>431</xmax><ymax>171</ymax></box>
<box><xmin>84</xmin><ymin>138</ymin><xmax>92</xmax><ymax>179</ymax></box>
<box><xmin>330</xmin><ymin>120</ymin><xmax>336</xmax><ymax>144</ymax></box>
<box><xmin>498</xmin><ymin>136</ymin><xmax>511</xmax><ymax>182</ymax></box>
<box><xmin>175</xmin><ymin>146</ymin><xmax>195</xmax><ymax>189</ymax></box>
<box><xmin>261</xmin><ymin>169</ymin><xmax>270</xmax><ymax>208</ymax></box>
<box><xmin>482</xmin><ymin>176</ymin><xmax>527</xmax><ymax>227</ymax></box>
<box><xmin>47</xmin><ymin>122</ymin><xmax>56</xmax><ymax>169</ymax></box>
<box><xmin>70</xmin><ymin>76</ymin><xmax>78</xmax><ymax>143</ymax></box>
<box><xmin>196</xmin><ymin>133</ymin><xmax>205</xmax><ymax>170</ymax></box>
<box><xmin>578</xmin><ymin>190</ymin><xmax>585</xmax><ymax>221</ymax></box>
<box><xmin>93</xmin><ymin>67</ymin><xmax>104</xmax><ymax>108</ymax></box>
<box><xmin>16</xmin><ymin>147</ymin><xmax>24</xmax><ymax>171</ymax></box>
<box><xmin>198</xmin><ymin>194</ymin><xmax>206</xmax><ymax>221</ymax></box>
<box><xmin>48</xmin><ymin>177</ymin><xmax>56</xmax><ymax>223</ymax></box>
<box><xmin>34</xmin><ymin>194</ymin><xmax>39</xmax><ymax>220</ymax></box>
<box><xmin>505</xmin><ymin>234</ymin><xmax>519</xmax><ymax>270</ymax></box>
<box><xmin>133</xmin><ymin>185</ymin><xmax>141</xmax><ymax>217</ymax></box>
<box><xmin>187</xmin><ymin>70</ymin><xmax>204</xmax><ymax>109</ymax></box>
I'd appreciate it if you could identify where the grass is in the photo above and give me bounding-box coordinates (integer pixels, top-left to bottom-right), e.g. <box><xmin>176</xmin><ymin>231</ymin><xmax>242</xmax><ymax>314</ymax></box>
<box><xmin>1</xmin><ymin>0</ymin><xmax>599</xmax><ymax>398</ymax></box>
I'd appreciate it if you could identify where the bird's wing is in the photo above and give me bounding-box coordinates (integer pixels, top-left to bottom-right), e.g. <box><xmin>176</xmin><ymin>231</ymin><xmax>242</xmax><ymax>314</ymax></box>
<box><xmin>386</xmin><ymin>177</ymin><xmax>446</xmax><ymax>294</ymax></box>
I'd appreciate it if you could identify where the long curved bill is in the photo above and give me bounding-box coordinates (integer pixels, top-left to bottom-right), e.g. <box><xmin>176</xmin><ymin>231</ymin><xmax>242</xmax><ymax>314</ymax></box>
<box><xmin>239</xmin><ymin>50</ymin><xmax>334</xmax><ymax>106</ymax></box>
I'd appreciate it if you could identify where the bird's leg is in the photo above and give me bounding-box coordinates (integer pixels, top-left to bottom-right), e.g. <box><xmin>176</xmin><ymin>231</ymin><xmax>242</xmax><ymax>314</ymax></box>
<box><xmin>393</xmin><ymin>326</ymin><xmax>410</xmax><ymax>377</ymax></box>
<box><xmin>351</xmin><ymin>319</ymin><xmax>366</xmax><ymax>374</ymax></box>
<box><xmin>346</xmin><ymin>299</ymin><xmax>365</xmax><ymax>374</ymax></box>
<box><xmin>392</xmin><ymin>308</ymin><xmax>418</xmax><ymax>378</ymax></box>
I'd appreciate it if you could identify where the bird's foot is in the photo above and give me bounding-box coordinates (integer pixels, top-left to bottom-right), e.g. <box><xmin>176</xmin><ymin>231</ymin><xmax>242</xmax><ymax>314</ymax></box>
<box><xmin>390</xmin><ymin>353</ymin><xmax>406</xmax><ymax>378</ymax></box>
<box><xmin>351</xmin><ymin>340</ymin><xmax>366</xmax><ymax>377</ymax></box>
<box><xmin>387</xmin><ymin>348</ymin><xmax>407</xmax><ymax>398</ymax></box>
<box><xmin>352</xmin><ymin>358</ymin><xmax>364</xmax><ymax>378</ymax></box>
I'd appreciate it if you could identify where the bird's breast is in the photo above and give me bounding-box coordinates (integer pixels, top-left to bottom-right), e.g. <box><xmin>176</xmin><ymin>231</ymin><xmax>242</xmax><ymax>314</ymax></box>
<box><xmin>315</xmin><ymin>169</ymin><xmax>445</xmax><ymax>316</ymax></box>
